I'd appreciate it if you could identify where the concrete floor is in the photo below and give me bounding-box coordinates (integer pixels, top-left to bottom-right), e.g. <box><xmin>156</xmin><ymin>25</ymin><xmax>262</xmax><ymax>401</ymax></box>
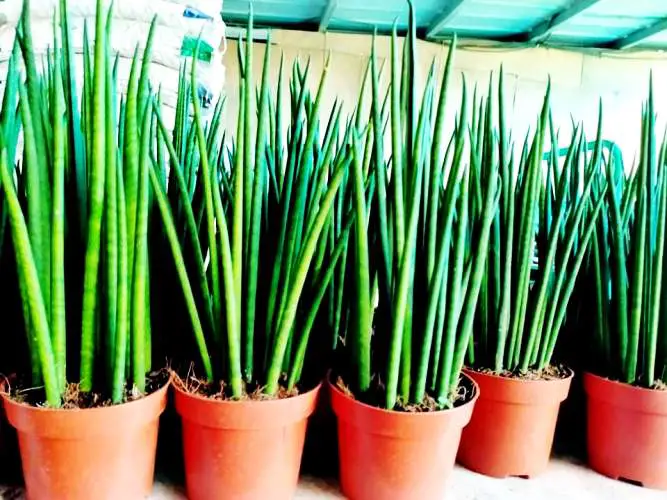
<box><xmin>1</xmin><ymin>458</ymin><xmax>663</xmax><ymax>499</ymax></box>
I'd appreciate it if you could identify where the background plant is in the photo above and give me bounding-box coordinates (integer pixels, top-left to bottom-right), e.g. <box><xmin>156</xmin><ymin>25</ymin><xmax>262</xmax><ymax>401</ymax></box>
<box><xmin>335</xmin><ymin>3</ymin><xmax>500</xmax><ymax>411</ymax></box>
<box><xmin>152</xmin><ymin>12</ymin><xmax>350</xmax><ymax>397</ymax></box>
<box><xmin>585</xmin><ymin>81</ymin><xmax>667</xmax><ymax>388</ymax></box>
<box><xmin>463</xmin><ymin>71</ymin><xmax>606</xmax><ymax>376</ymax></box>
<box><xmin>0</xmin><ymin>0</ymin><xmax>160</xmax><ymax>407</ymax></box>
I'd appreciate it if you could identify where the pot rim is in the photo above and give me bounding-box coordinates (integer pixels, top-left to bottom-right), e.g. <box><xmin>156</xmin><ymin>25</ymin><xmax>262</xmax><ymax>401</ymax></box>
<box><xmin>0</xmin><ymin>372</ymin><xmax>172</xmax><ymax>415</ymax></box>
<box><xmin>328</xmin><ymin>371</ymin><xmax>479</xmax><ymax>418</ymax></box>
<box><xmin>463</xmin><ymin>366</ymin><xmax>574</xmax><ymax>385</ymax></box>
<box><xmin>172</xmin><ymin>375</ymin><xmax>322</xmax><ymax>407</ymax></box>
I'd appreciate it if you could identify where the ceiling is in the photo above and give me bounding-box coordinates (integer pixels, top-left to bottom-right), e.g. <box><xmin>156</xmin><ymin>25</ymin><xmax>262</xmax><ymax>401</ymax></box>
<box><xmin>220</xmin><ymin>0</ymin><xmax>667</xmax><ymax>51</ymax></box>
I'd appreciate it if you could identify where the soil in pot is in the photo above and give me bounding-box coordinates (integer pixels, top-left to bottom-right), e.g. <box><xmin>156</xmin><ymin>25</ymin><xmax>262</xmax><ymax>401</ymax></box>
<box><xmin>584</xmin><ymin>372</ymin><xmax>667</xmax><ymax>490</ymax></box>
<box><xmin>457</xmin><ymin>367</ymin><xmax>573</xmax><ymax>478</ymax></box>
<box><xmin>173</xmin><ymin>375</ymin><xmax>320</xmax><ymax>500</ymax></box>
<box><xmin>1</xmin><ymin>371</ymin><xmax>170</xmax><ymax>500</ymax></box>
<box><xmin>330</xmin><ymin>373</ymin><xmax>479</xmax><ymax>500</ymax></box>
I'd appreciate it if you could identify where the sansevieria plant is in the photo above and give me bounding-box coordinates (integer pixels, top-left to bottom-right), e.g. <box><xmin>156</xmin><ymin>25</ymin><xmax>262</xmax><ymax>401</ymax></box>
<box><xmin>456</xmin><ymin>71</ymin><xmax>608</xmax><ymax>480</ymax></box>
<box><xmin>465</xmin><ymin>73</ymin><xmax>606</xmax><ymax>376</ymax></box>
<box><xmin>587</xmin><ymin>81</ymin><xmax>667</xmax><ymax>388</ymax></box>
<box><xmin>329</xmin><ymin>6</ymin><xmax>502</xmax><ymax>499</ymax></box>
<box><xmin>336</xmin><ymin>4</ymin><xmax>499</xmax><ymax>410</ymax></box>
<box><xmin>151</xmin><ymin>13</ymin><xmax>348</xmax><ymax>397</ymax></box>
<box><xmin>581</xmin><ymin>81</ymin><xmax>667</xmax><ymax>492</ymax></box>
<box><xmin>0</xmin><ymin>0</ymin><xmax>161</xmax><ymax>407</ymax></box>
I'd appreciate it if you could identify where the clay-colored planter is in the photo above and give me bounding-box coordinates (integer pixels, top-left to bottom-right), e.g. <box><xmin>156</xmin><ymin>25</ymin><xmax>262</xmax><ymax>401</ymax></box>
<box><xmin>1</xmin><ymin>379</ymin><xmax>169</xmax><ymax>500</ymax></box>
<box><xmin>457</xmin><ymin>368</ymin><xmax>572</xmax><ymax>478</ymax></box>
<box><xmin>330</xmin><ymin>374</ymin><xmax>478</xmax><ymax>500</ymax></box>
<box><xmin>584</xmin><ymin>372</ymin><xmax>667</xmax><ymax>489</ymax></box>
<box><xmin>173</xmin><ymin>382</ymin><xmax>320</xmax><ymax>500</ymax></box>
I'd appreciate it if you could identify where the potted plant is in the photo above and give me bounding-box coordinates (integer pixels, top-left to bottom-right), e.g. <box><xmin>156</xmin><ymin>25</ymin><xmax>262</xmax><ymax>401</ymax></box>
<box><xmin>456</xmin><ymin>75</ymin><xmax>606</xmax><ymax>477</ymax></box>
<box><xmin>583</xmin><ymin>82</ymin><xmax>667</xmax><ymax>490</ymax></box>
<box><xmin>328</xmin><ymin>5</ymin><xmax>499</xmax><ymax>499</ymax></box>
<box><xmin>0</xmin><ymin>1</ymin><xmax>169</xmax><ymax>498</ymax></box>
<box><xmin>150</xmin><ymin>12</ymin><xmax>348</xmax><ymax>499</ymax></box>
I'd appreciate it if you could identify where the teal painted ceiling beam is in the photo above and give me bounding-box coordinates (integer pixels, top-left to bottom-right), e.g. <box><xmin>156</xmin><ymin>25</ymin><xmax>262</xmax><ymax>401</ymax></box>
<box><xmin>522</xmin><ymin>0</ymin><xmax>602</xmax><ymax>42</ymax></box>
<box><xmin>609</xmin><ymin>17</ymin><xmax>667</xmax><ymax>50</ymax></box>
<box><xmin>220</xmin><ymin>0</ymin><xmax>667</xmax><ymax>51</ymax></box>
<box><xmin>426</xmin><ymin>0</ymin><xmax>467</xmax><ymax>40</ymax></box>
<box><xmin>319</xmin><ymin>0</ymin><xmax>338</xmax><ymax>32</ymax></box>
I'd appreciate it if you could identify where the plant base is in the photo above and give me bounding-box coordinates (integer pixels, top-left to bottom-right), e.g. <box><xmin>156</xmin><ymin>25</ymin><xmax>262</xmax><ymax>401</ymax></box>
<box><xmin>584</xmin><ymin>372</ymin><xmax>667</xmax><ymax>489</ymax></box>
<box><xmin>330</xmin><ymin>374</ymin><xmax>478</xmax><ymax>500</ymax></box>
<box><xmin>1</xmin><ymin>379</ymin><xmax>169</xmax><ymax>500</ymax></box>
<box><xmin>173</xmin><ymin>382</ymin><xmax>320</xmax><ymax>500</ymax></box>
<box><xmin>457</xmin><ymin>368</ymin><xmax>572</xmax><ymax>478</ymax></box>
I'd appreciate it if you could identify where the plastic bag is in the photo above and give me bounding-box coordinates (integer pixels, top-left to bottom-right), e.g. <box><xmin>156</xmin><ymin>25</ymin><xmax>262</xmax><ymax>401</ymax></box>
<box><xmin>0</xmin><ymin>0</ymin><xmax>226</xmax><ymax>123</ymax></box>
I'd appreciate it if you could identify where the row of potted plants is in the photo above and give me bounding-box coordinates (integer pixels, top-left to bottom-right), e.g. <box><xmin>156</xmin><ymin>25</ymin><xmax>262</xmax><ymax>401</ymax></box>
<box><xmin>1</xmin><ymin>0</ymin><xmax>666</xmax><ymax>498</ymax></box>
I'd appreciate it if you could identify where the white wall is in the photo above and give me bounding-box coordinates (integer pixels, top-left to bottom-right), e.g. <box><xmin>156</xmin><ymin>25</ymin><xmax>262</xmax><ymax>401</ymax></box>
<box><xmin>220</xmin><ymin>29</ymin><xmax>667</xmax><ymax>168</ymax></box>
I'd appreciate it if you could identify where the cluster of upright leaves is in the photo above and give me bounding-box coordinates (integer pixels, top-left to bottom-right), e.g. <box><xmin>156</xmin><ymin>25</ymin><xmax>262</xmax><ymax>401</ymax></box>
<box><xmin>152</xmin><ymin>11</ymin><xmax>349</xmax><ymax>397</ymax></box>
<box><xmin>0</xmin><ymin>0</ymin><xmax>159</xmax><ymax>407</ymax></box>
<box><xmin>467</xmin><ymin>74</ymin><xmax>606</xmax><ymax>375</ymax></box>
<box><xmin>339</xmin><ymin>3</ymin><xmax>500</xmax><ymax>411</ymax></box>
<box><xmin>588</xmin><ymin>80</ymin><xmax>667</xmax><ymax>388</ymax></box>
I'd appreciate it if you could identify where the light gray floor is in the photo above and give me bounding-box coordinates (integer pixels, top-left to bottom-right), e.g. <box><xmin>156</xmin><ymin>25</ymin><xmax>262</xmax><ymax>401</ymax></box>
<box><xmin>2</xmin><ymin>458</ymin><xmax>663</xmax><ymax>499</ymax></box>
<box><xmin>149</xmin><ymin>458</ymin><xmax>661</xmax><ymax>500</ymax></box>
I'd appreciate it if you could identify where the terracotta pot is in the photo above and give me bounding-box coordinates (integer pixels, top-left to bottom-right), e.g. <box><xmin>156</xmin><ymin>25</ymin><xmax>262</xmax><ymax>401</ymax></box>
<box><xmin>174</xmin><ymin>382</ymin><xmax>320</xmax><ymax>500</ymax></box>
<box><xmin>584</xmin><ymin>372</ymin><xmax>667</xmax><ymax>489</ymax></box>
<box><xmin>457</xmin><ymin>368</ymin><xmax>572</xmax><ymax>478</ymax></box>
<box><xmin>330</xmin><ymin>374</ymin><xmax>478</xmax><ymax>500</ymax></box>
<box><xmin>1</xmin><ymin>380</ymin><xmax>169</xmax><ymax>500</ymax></box>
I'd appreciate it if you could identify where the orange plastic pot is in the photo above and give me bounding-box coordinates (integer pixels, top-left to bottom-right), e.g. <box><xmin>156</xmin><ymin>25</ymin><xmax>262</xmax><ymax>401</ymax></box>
<box><xmin>174</xmin><ymin>382</ymin><xmax>320</xmax><ymax>500</ymax></box>
<box><xmin>457</xmin><ymin>368</ymin><xmax>572</xmax><ymax>478</ymax></box>
<box><xmin>1</xmin><ymin>380</ymin><xmax>169</xmax><ymax>500</ymax></box>
<box><xmin>330</xmin><ymin>374</ymin><xmax>479</xmax><ymax>500</ymax></box>
<box><xmin>584</xmin><ymin>372</ymin><xmax>667</xmax><ymax>489</ymax></box>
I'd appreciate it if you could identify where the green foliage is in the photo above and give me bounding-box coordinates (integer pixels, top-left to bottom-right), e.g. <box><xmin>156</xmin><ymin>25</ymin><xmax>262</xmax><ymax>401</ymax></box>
<box><xmin>151</xmin><ymin>14</ymin><xmax>349</xmax><ymax>396</ymax></box>
<box><xmin>586</xmin><ymin>79</ymin><xmax>667</xmax><ymax>388</ymax></box>
<box><xmin>2</xmin><ymin>0</ymin><xmax>658</xmax><ymax>413</ymax></box>
<box><xmin>0</xmin><ymin>0</ymin><xmax>158</xmax><ymax>406</ymax></box>
<box><xmin>337</xmin><ymin>4</ymin><xmax>500</xmax><ymax>410</ymax></box>
<box><xmin>467</xmin><ymin>75</ymin><xmax>605</xmax><ymax>375</ymax></box>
